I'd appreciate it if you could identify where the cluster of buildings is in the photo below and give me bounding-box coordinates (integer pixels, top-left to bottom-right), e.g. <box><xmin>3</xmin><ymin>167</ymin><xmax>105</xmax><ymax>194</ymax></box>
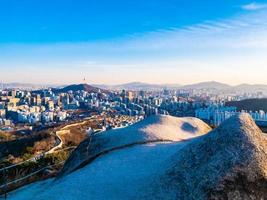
<box><xmin>1</xmin><ymin>84</ymin><xmax>267</xmax><ymax>131</ymax></box>
<box><xmin>195</xmin><ymin>104</ymin><xmax>267</xmax><ymax>126</ymax></box>
<box><xmin>0</xmin><ymin>88</ymin><xmax>169</xmax><ymax>130</ymax></box>
<box><xmin>0</xmin><ymin>90</ymin><xmax>69</xmax><ymax>128</ymax></box>
<box><xmin>112</xmin><ymin>90</ymin><xmax>168</xmax><ymax>116</ymax></box>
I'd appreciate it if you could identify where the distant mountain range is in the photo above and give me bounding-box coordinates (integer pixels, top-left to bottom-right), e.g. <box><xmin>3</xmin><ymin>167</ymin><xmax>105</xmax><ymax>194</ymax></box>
<box><xmin>3</xmin><ymin>81</ymin><xmax>267</xmax><ymax>93</ymax></box>
<box><xmin>94</xmin><ymin>81</ymin><xmax>267</xmax><ymax>92</ymax></box>
<box><xmin>233</xmin><ymin>84</ymin><xmax>267</xmax><ymax>93</ymax></box>
<box><xmin>93</xmin><ymin>82</ymin><xmax>182</xmax><ymax>91</ymax></box>
<box><xmin>180</xmin><ymin>81</ymin><xmax>231</xmax><ymax>90</ymax></box>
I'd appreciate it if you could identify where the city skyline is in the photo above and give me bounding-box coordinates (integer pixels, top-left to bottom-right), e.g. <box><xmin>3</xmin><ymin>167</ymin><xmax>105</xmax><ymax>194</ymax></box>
<box><xmin>1</xmin><ymin>0</ymin><xmax>267</xmax><ymax>84</ymax></box>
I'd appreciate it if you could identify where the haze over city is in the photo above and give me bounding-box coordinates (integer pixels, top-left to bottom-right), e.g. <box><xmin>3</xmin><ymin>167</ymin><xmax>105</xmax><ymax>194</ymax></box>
<box><xmin>1</xmin><ymin>0</ymin><xmax>267</xmax><ymax>85</ymax></box>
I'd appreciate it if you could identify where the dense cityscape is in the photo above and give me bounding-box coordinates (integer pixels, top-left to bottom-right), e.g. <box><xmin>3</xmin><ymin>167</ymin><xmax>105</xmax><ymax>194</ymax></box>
<box><xmin>1</xmin><ymin>82</ymin><xmax>267</xmax><ymax>132</ymax></box>
<box><xmin>1</xmin><ymin>82</ymin><xmax>267</xmax><ymax>197</ymax></box>
<box><xmin>0</xmin><ymin>82</ymin><xmax>267</xmax><ymax>198</ymax></box>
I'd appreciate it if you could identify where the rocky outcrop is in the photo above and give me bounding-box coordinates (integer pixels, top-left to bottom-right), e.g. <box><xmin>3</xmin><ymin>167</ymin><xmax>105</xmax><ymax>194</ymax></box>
<box><xmin>146</xmin><ymin>113</ymin><xmax>267</xmax><ymax>200</ymax></box>
<box><xmin>58</xmin><ymin>115</ymin><xmax>211</xmax><ymax>177</ymax></box>
<box><xmin>9</xmin><ymin>114</ymin><xmax>267</xmax><ymax>200</ymax></box>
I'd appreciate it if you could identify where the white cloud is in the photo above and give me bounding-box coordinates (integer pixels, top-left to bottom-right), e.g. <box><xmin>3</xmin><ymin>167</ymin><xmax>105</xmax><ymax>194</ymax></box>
<box><xmin>115</xmin><ymin>10</ymin><xmax>267</xmax><ymax>54</ymax></box>
<box><xmin>1</xmin><ymin>10</ymin><xmax>267</xmax><ymax>84</ymax></box>
<box><xmin>241</xmin><ymin>2</ymin><xmax>267</xmax><ymax>11</ymax></box>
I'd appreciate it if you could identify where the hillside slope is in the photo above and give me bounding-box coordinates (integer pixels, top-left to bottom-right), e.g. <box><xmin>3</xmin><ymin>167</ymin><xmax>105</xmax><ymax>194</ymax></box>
<box><xmin>9</xmin><ymin>114</ymin><xmax>267</xmax><ymax>200</ymax></box>
<box><xmin>51</xmin><ymin>84</ymin><xmax>109</xmax><ymax>94</ymax></box>
<box><xmin>225</xmin><ymin>98</ymin><xmax>267</xmax><ymax>112</ymax></box>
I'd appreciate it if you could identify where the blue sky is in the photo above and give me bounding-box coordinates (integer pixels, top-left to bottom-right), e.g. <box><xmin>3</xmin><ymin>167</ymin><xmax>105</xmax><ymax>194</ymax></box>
<box><xmin>1</xmin><ymin>0</ymin><xmax>267</xmax><ymax>85</ymax></box>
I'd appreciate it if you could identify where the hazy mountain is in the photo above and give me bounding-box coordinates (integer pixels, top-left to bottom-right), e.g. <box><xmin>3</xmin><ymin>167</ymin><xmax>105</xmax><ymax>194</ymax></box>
<box><xmin>51</xmin><ymin>84</ymin><xmax>109</xmax><ymax>94</ymax></box>
<box><xmin>233</xmin><ymin>84</ymin><xmax>267</xmax><ymax>92</ymax></box>
<box><xmin>3</xmin><ymin>81</ymin><xmax>267</xmax><ymax>93</ymax></box>
<box><xmin>105</xmin><ymin>81</ymin><xmax>267</xmax><ymax>92</ymax></box>
<box><xmin>94</xmin><ymin>82</ymin><xmax>181</xmax><ymax>91</ymax></box>
<box><xmin>95</xmin><ymin>81</ymin><xmax>233</xmax><ymax>91</ymax></box>
<box><xmin>180</xmin><ymin>81</ymin><xmax>231</xmax><ymax>90</ymax></box>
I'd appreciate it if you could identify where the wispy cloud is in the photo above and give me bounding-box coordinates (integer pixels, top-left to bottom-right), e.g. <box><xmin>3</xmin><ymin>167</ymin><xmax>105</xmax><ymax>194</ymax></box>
<box><xmin>1</xmin><ymin>10</ymin><xmax>267</xmax><ymax>84</ymax></box>
<box><xmin>118</xmin><ymin>10</ymin><xmax>267</xmax><ymax>53</ymax></box>
<box><xmin>241</xmin><ymin>2</ymin><xmax>267</xmax><ymax>11</ymax></box>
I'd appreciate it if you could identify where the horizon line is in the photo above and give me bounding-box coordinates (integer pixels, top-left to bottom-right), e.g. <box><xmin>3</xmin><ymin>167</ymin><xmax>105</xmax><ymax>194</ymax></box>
<box><xmin>2</xmin><ymin>80</ymin><xmax>267</xmax><ymax>87</ymax></box>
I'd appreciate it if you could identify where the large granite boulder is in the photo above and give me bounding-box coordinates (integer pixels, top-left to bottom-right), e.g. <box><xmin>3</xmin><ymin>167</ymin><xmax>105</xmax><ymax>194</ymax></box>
<box><xmin>59</xmin><ymin>115</ymin><xmax>211</xmax><ymax>177</ymax></box>
<box><xmin>145</xmin><ymin>113</ymin><xmax>267</xmax><ymax>200</ymax></box>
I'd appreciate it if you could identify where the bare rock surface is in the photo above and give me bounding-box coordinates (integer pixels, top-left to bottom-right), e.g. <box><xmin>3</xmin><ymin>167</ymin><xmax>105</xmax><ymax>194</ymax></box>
<box><xmin>9</xmin><ymin>114</ymin><xmax>267</xmax><ymax>200</ymax></box>
<box><xmin>59</xmin><ymin>115</ymin><xmax>211</xmax><ymax>177</ymax></box>
<box><xmin>145</xmin><ymin>113</ymin><xmax>267</xmax><ymax>200</ymax></box>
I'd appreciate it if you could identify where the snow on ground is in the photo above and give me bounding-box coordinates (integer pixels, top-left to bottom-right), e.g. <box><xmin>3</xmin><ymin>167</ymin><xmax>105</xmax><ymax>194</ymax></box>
<box><xmin>9</xmin><ymin>142</ymin><xmax>187</xmax><ymax>200</ymax></box>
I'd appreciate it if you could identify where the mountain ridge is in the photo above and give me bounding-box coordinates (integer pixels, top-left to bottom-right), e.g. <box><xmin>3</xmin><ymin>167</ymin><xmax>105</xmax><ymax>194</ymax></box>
<box><xmin>180</xmin><ymin>81</ymin><xmax>231</xmax><ymax>90</ymax></box>
<box><xmin>51</xmin><ymin>84</ymin><xmax>109</xmax><ymax>94</ymax></box>
<box><xmin>94</xmin><ymin>81</ymin><xmax>267</xmax><ymax>92</ymax></box>
<box><xmin>93</xmin><ymin>82</ymin><xmax>182</xmax><ymax>91</ymax></box>
<box><xmin>3</xmin><ymin>81</ymin><xmax>267</xmax><ymax>92</ymax></box>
